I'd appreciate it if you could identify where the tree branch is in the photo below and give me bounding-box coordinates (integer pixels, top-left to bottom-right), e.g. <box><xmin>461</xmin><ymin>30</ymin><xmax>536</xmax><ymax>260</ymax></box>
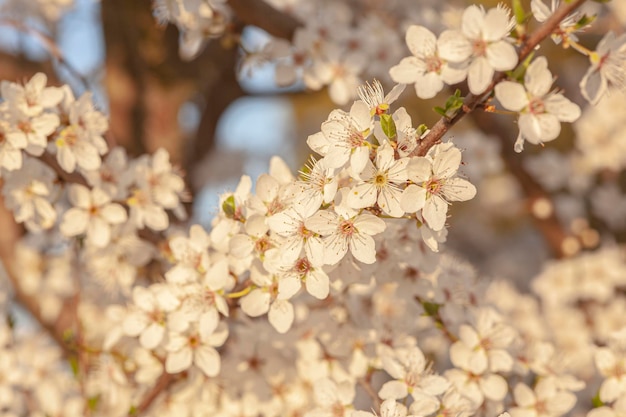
<box><xmin>227</xmin><ymin>0</ymin><xmax>301</xmax><ymax>39</ymax></box>
<box><xmin>416</xmin><ymin>0</ymin><xmax>587</xmax><ymax>157</ymax></box>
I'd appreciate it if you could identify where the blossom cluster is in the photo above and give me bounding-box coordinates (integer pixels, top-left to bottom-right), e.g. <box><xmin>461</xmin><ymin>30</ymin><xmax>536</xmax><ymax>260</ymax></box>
<box><xmin>2</xmin><ymin>1</ymin><xmax>626</xmax><ymax>417</ymax></box>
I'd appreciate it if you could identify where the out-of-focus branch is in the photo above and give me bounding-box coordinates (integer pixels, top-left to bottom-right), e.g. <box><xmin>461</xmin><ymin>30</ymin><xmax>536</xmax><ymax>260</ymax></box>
<box><xmin>416</xmin><ymin>0</ymin><xmax>587</xmax><ymax>156</ymax></box>
<box><xmin>0</xmin><ymin>192</ymin><xmax>77</xmax><ymax>358</ymax></box>
<box><xmin>227</xmin><ymin>0</ymin><xmax>301</xmax><ymax>39</ymax></box>
<box><xmin>470</xmin><ymin>110</ymin><xmax>577</xmax><ymax>258</ymax></box>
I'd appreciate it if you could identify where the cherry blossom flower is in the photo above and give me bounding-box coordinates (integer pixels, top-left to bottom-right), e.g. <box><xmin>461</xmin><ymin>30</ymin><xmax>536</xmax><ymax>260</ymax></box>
<box><xmin>390</xmin><ymin>25</ymin><xmax>467</xmax><ymax>99</ymax></box>
<box><xmin>378</xmin><ymin>346</ymin><xmax>448</xmax><ymax>405</ymax></box>
<box><xmin>123</xmin><ymin>284</ymin><xmax>181</xmax><ymax>350</ymax></box>
<box><xmin>347</xmin><ymin>142</ymin><xmax>409</xmax><ymax>217</ymax></box>
<box><xmin>305</xmin><ymin>209</ymin><xmax>386</xmax><ymax>265</ymax></box>
<box><xmin>0</xmin><ymin>72</ymin><xmax>62</xmax><ymax>117</ymax></box>
<box><xmin>495</xmin><ymin>57</ymin><xmax>581</xmax><ymax>152</ymax></box>
<box><xmin>307</xmin><ymin>100</ymin><xmax>373</xmax><ymax>173</ymax></box>
<box><xmin>439</xmin><ymin>4</ymin><xmax>518</xmax><ymax>95</ymax></box>
<box><xmin>60</xmin><ymin>184</ymin><xmax>128</xmax><ymax>247</ymax></box>
<box><xmin>530</xmin><ymin>0</ymin><xmax>583</xmax><ymax>45</ymax></box>
<box><xmin>3</xmin><ymin>158</ymin><xmax>58</xmax><ymax>231</ymax></box>
<box><xmin>165</xmin><ymin>312</ymin><xmax>228</xmax><ymax>377</ymax></box>
<box><xmin>357</xmin><ymin>80</ymin><xmax>405</xmax><ymax>115</ymax></box>
<box><xmin>580</xmin><ymin>31</ymin><xmax>626</xmax><ymax>105</ymax></box>
<box><xmin>353</xmin><ymin>399</ymin><xmax>414</xmax><ymax>417</ymax></box>
<box><xmin>267</xmin><ymin>207</ymin><xmax>325</xmax><ymax>266</ymax></box>
<box><xmin>509</xmin><ymin>380</ymin><xmax>577</xmax><ymax>417</ymax></box>
<box><xmin>401</xmin><ymin>143</ymin><xmax>476</xmax><ymax>231</ymax></box>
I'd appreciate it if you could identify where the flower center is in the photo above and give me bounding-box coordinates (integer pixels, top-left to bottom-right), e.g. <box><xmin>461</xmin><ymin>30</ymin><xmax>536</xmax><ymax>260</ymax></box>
<box><xmin>425</xmin><ymin>55</ymin><xmax>443</xmax><ymax>73</ymax></box>
<box><xmin>339</xmin><ymin>220</ymin><xmax>356</xmax><ymax>237</ymax></box>
<box><xmin>472</xmin><ymin>39</ymin><xmax>487</xmax><ymax>57</ymax></box>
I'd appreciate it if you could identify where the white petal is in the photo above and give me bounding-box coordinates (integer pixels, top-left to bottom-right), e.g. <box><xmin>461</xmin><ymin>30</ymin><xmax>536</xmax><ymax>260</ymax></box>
<box><xmin>268</xmin><ymin>299</ymin><xmax>294</xmax><ymax>333</ymax></box>
<box><xmin>407</xmin><ymin>25</ymin><xmax>437</xmax><ymax>57</ymax></box>
<box><xmin>438</xmin><ymin>30</ymin><xmax>472</xmax><ymax>62</ymax></box>
<box><xmin>525</xmin><ymin>56</ymin><xmax>553</xmax><ymax>97</ymax></box>
<box><xmin>480</xmin><ymin>374</ymin><xmax>508</xmax><ymax>401</ymax></box>
<box><xmin>423</xmin><ymin>196</ymin><xmax>448</xmax><ymax>231</ymax></box>
<box><xmin>166</xmin><ymin>347</ymin><xmax>192</xmax><ymax>374</ymax></box>
<box><xmin>483</xmin><ymin>6</ymin><xmax>513</xmax><ymax>42</ymax></box>
<box><xmin>139</xmin><ymin>323</ymin><xmax>164</xmax><ymax>350</ymax></box>
<box><xmin>415</xmin><ymin>72</ymin><xmax>444</xmax><ymax>99</ymax></box>
<box><xmin>353</xmin><ymin>213</ymin><xmax>386</xmax><ymax>235</ymax></box>
<box><xmin>60</xmin><ymin>208</ymin><xmax>89</xmax><ymax>237</ymax></box>
<box><xmin>544</xmin><ymin>94</ymin><xmax>581</xmax><ymax>122</ymax></box>
<box><xmin>401</xmin><ymin>184</ymin><xmax>427</xmax><ymax>213</ymax></box>
<box><xmin>378</xmin><ymin>380</ymin><xmax>408</xmax><ymax>400</ymax></box>
<box><xmin>349</xmin><ymin>233</ymin><xmax>377</xmax><ymax>264</ymax></box>
<box><xmin>486</xmin><ymin>41</ymin><xmax>518</xmax><ymax>71</ymax></box>
<box><xmin>240</xmin><ymin>289</ymin><xmax>271</xmax><ymax>317</ymax></box>
<box><xmin>495</xmin><ymin>81</ymin><xmax>528</xmax><ymax>112</ymax></box>
<box><xmin>305</xmin><ymin>269</ymin><xmax>329</xmax><ymax>299</ymax></box>
<box><xmin>462</xmin><ymin>5</ymin><xmax>485</xmax><ymax>39</ymax></box>
<box><xmin>442</xmin><ymin>178</ymin><xmax>477</xmax><ymax>202</ymax></box>
<box><xmin>390</xmin><ymin>57</ymin><xmax>423</xmax><ymax>84</ymax></box>
<box><xmin>194</xmin><ymin>345</ymin><xmax>221</xmax><ymax>377</ymax></box>
<box><xmin>468</xmin><ymin>57</ymin><xmax>494</xmax><ymax>95</ymax></box>
<box><xmin>348</xmin><ymin>183</ymin><xmax>377</xmax><ymax>209</ymax></box>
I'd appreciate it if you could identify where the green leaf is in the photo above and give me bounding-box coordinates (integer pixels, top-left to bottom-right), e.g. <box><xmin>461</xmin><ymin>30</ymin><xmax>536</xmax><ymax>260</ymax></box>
<box><xmin>433</xmin><ymin>106</ymin><xmax>447</xmax><ymax>117</ymax></box>
<box><xmin>512</xmin><ymin>0</ymin><xmax>526</xmax><ymax>25</ymax></box>
<box><xmin>416</xmin><ymin>124</ymin><xmax>428</xmax><ymax>137</ymax></box>
<box><xmin>88</xmin><ymin>396</ymin><xmax>100</xmax><ymax>411</ymax></box>
<box><xmin>592</xmin><ymin>392</ymin><xmax>604</xmax><ymax>408</ymax></box>
<box><xmin>380</xmin><ymin>113</ymin><xmax>397</xmax><ymax>139</ymax></box>
<box><xmin>422</xmin><ymin>301</ymin><xmax>440</xmax><ymax>317</ymax></box>
<box><xmin>575</xmin><ymin>14</ymin><xmax>596</xmax><ymax>30</ymax></box>
<box><xmin>129</xmin><ymin>405</ymin><xmax>138</xmax><ymax>415</ymax></box>
<box><xmin>222</xmin><ymin>195</ymin><xmax>236</xmax><ymax>219</ymax></box>
<box><xmin>510</xmin><ymin>51</ymin><xmax>535</xmax><ymax>82</ymax></box>
<box><xmin>69</xmin><ymin>356</ymin><xmax>79</xmax><ymax>377</ymax></box>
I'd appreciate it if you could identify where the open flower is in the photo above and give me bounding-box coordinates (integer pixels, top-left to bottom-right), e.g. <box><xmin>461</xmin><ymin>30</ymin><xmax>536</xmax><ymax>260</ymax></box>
<box><xmin>439</xmin><ymin>4</ymin><xmax>518</xmax><ymax>95</ymax></box>
<box><xmin>495</xmin><ymin>57</ymin><xmax>581</xmax><ymax>152</ymax></box>
<box><xmin>580</xmin><ymin>31</ymin><xmax>626</xmax><ymax>105</ymax></box>
<box><xmin>390</xmin><ymin>25</ymin><xmax>467</xmax><ymax>99</ymax></box>
<box><xmin>401</xmin><ymin>143</ymin><xmax>476</xmax><ymax>231</ymax></box>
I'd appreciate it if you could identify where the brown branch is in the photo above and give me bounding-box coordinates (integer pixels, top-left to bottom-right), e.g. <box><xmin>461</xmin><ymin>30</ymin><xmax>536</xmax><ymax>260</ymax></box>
<box><xmin>416</xmin><ymin>0</ymin><xmax>588</xmax><ymax>157</ymax></box>
<box><xmin>132</xmin><ymin>372</ymin><xmax>178</xmax><ymax>416</ymax></box>
<box><xmin>227</xmin><ymin>0</ymin><xmax>301</xmax><ymax>39</ymax></box>
<box><xmin>0</xmin><ymin>192</ymin><xmax>77</xmax><ymax>358</ymax></box>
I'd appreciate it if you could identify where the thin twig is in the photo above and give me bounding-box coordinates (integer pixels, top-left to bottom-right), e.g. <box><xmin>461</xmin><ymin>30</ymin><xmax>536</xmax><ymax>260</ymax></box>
<box><xmin>0</xmin><ymin>18</ymin><xmax>91</xmax><ymax>92</ymax></box>
<box><xmin>415</xmin><ymin>0</ymin><xmax>588</xmax><ymax>157</ymax></box>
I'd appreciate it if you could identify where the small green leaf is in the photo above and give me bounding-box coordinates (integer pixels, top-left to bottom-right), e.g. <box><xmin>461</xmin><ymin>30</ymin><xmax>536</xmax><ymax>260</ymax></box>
<box><xmin>592</xmin><ymin>392</ymin><xmax>604</xmax><ymax>408</ymax></box>
<box><xmin>129</xmin><ymin>405</ymin><xmax>138</xmax><ymax>415</ymax></box>
<box><xmin>222</xmin><ymin>195</ymin><xmax>236</xmax><ymax>219</ymax></box>
<box><xmin>510</xmin><ymin>52</ymin><xmax>535</xmax><ymax>82</ymax></box>
<box><xmin>433</xmin><ymin>106</ymin><xmax>447</xmax><ymax>117</ymax></box>
<box><xmin>380</xmin><ymin>113</ymin><xmax>397</xmax><ymax>139</ymax></box>
<box><xmin>575</xmin><ymin>14</ymin><xmax>596</xmax><ymax>30</ymax></box>
<box><xmin>88</xmin><ymin>396</ymin><xmax>100</xmax><ymax>411</ymax></box>
<box><xmin>416</xmin><ymin>124</ymin><xmax>428</xmax><ymax>137</ymax></box>
<box><xmin>512</xmin><ymin>0</ymin><xmax>526</xmax><ymax>25</ymax></box>
<box><xmin>69</xmin><ymin>356</ymin><xmax>79</xmax><ymax>377</ymax></box>
<box><xmin>422</xmin><ymin>301</ymin><xmax>441</xmax><ymax>317</ymax></box>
